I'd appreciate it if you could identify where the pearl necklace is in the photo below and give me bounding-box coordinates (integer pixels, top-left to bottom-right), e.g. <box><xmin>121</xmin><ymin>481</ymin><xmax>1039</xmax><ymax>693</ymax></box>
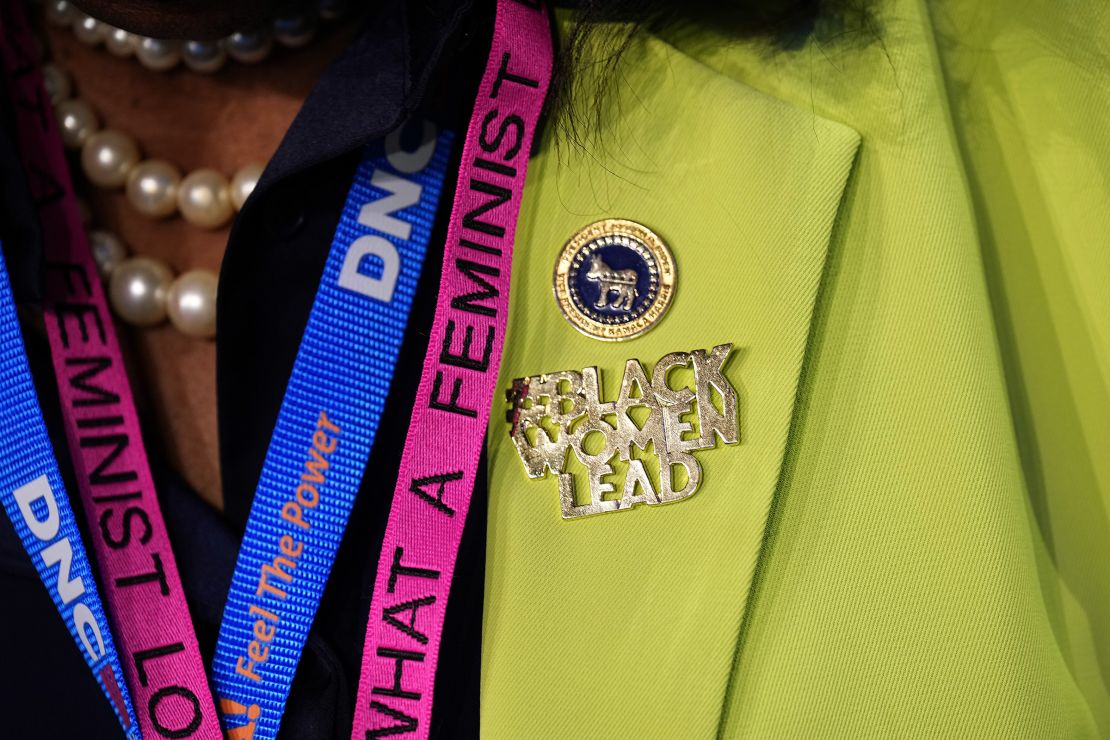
<box><xmin>43</xmin><ymin>59</ymin><xmax>230</xmax><ymax>339</ymax></box>
<box><xmin>37</xmin><ymin>23</ymin><xmax>273</xmax><ymax>339</ymax></box>
<box><xmin>42</xmin><ymin>61</ymin><xmax>263</xmax><ymax>230</ymax></box>
<box><xmin>82</xmin><ymin>212</ymin><xmax>220</xmax><ymax>340</ymax></box>
<box><xmin>44</xmin><ymin>0</ymin><xmax>351</xmax><ymax>74</ymax></box>
<box><xmin>36</xmin><ymin>3</ymin><xmax>351</xmax><ymax>339</ymax></box>
<box><xmin>44</xmin><ymin>65</ymin><xmax>231</xmax><ymax>338</ymax></box>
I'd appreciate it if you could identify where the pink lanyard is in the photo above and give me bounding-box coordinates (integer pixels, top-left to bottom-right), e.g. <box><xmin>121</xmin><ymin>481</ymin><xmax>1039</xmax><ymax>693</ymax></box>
<box><xmin>3</xmin><ymin>0</ymin><xmax>550</xmax><ymax>735</ymax></box>
<box><xmin>0</xmin><ymin>4</ymin><xmax>220</xmax><ymax>738</ymax></box>
<box><xmin>351</xmin><ymin>1</ymin><xmax>553</xmax><ymax>737</ymax></box>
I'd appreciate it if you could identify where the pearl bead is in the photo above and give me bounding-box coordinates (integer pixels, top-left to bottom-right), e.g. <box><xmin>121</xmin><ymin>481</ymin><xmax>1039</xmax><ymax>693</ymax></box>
<box><xmin>55</xmin><ymin>98</ymin><xmax>100</xmax><ymax>150</ymax></box>
<box><xmin>126</xmin><ymin>159</ymin><xmax>181</xmax><ymax>218</ymax></box>
<box><xmin>46</xmin><ymin>1</ymin><xmax>75</xmax><ymax>27</ymax></box>
<box><xmin>178</xmin><ymin>169</ymin><xmax>233</xmax><ymax>228</ymax></box>
<box><xmin>81</xmin><ymin>129</ymin><xmax>140</xmax><ymax>188</ymax></box>
<box><xmin>88</xmin><ymin>229</ymin><xmax>128</xmax><ymax>277</ymax></box>
<box><xmin>230</xmin><ymin>162</ymin><xmax>264</xmax><ymax>211</ymax></box>
<box><xmin>273</xmin><ymin>14</ymin><xmax>319</xmax><ymax>48</ymax></box>
<box><xmin>72</xmin><ymin>13</ymin><xmax>107</xmax><ymax>46</ymax></box>
<box><xmin>166</xmin><ymin>270</ymin><xmax>217</xmax><ymax>338</ymax></box>
<box><xmin>108</xmin><ymin>257</ymin><xmax>172</xmax><ymax>327</ymax></box>
<box><xmin>135</xmin><ymin>38</ymin><xmax>181</xmax><ymax>71</ymax></box>
<box><xmin>41</xmin><ymin>64</ymin><xmax>71</xmax><ymax>105</ymax></box>
<box><xmin>105</xmin><ymin>27</ymin><xmax>138</xmax><ymax>57</ymax></box>
<box><xmin>182</xmin><ymin>40</ymin><xmax>227</xmax><ymax>73</ymax></box>
<box><xmin>224</xmin><ymin>30</ymin><xmax>273</xmax><ymax>64</ymax></box>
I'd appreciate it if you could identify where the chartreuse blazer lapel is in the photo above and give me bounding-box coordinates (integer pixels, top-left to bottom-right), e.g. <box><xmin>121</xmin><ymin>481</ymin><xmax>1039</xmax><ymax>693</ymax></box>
<box><xmin>482</xmin><ymin>28</ymin><xmax>859</xmax><ymax>738</ymax></box>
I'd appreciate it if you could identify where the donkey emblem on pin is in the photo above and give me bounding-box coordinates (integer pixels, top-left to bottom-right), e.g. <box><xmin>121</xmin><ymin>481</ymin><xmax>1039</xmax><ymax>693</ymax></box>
<box><xmin>585</xmin><ymin>254</ymin><xmax>638</xmax><ymax>311</ymax></box>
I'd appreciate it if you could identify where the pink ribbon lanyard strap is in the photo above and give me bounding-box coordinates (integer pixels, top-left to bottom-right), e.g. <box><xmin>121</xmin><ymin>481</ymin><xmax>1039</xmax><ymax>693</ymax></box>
<box><xmin>0</xmin><ymin>4</ymin><xmax>221</xmax><ymax>738</ymax></box>
<box><xmin>351</xmin><ymin>1</ymin><xmax>553</xmax><ymax>737</ymax></box>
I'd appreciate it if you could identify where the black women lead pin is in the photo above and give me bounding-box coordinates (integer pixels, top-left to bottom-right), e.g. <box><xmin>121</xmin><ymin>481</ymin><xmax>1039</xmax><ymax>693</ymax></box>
<box><xmin>553</xmin><ymin>218</ymin><xmax>676</xmax><ymax>341</ymax></box>
<box><xmin>506</xmin><ymin>344</ymin><xmax>740</xmax><ymax>518</ymax></box>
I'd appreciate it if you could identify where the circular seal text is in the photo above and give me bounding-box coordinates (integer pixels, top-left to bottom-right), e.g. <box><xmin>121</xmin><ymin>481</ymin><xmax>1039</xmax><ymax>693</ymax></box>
<box><xmin>553</xmin><ymin>219</ymin><xmax>675</xmax><ymax>341</ymax></box>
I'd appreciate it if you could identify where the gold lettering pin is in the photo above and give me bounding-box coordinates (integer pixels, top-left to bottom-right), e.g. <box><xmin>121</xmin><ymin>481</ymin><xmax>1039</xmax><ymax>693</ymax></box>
<box><xmin>506</xmin><ymin>344</ymin><xmax>739</xmax><ymax>518</ymax></box>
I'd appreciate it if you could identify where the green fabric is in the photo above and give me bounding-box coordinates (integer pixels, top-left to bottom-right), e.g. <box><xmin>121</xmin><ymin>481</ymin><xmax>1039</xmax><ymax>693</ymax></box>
<box><xmin>480</xmin><ymin>0</ymin><xmax>1110</xmax><ymax>735</ymax></box>
<box><xmin>932</xmin><ymin>2</ymin><xmax>1110</xmax><ymax>733</ymax></box>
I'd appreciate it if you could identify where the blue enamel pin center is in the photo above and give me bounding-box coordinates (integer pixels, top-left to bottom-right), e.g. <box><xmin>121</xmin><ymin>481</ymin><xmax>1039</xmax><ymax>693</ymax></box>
<box><xmin>554</xmin><ymin>219</ymin><xmax>675</xmax><ymax>341</ymax></box>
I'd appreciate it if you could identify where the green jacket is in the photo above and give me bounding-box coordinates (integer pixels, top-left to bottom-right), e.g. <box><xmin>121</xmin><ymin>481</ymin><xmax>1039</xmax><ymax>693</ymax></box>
<box><xmin>482</xmin><ymin>0</ymin><xmax>1109</xmax><ymax>736</ymax></box>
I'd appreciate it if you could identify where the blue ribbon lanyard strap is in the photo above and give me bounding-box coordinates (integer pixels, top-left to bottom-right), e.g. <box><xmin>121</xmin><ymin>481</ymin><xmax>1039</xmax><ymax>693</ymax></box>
<box><xmin>0</xmin><ymin>246</ymin><xmax>142</xmax><ymax>738</ymax></box>
<box><xmin>212</xmin><ymin>122</ymin><xmax>453</xmax><ymax>739</ymax></box>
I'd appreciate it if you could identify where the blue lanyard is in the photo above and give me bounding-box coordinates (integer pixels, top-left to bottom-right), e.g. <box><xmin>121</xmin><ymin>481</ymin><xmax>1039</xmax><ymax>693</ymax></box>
<box><xmin>0</xmin><ymin>245</ymin><xmax>142</xmax><ymax>738</ymax></box>
<box><xmin>212</xmin><ymin>122</ymin><xmax>453</xmax><ymax>739</ymax></box>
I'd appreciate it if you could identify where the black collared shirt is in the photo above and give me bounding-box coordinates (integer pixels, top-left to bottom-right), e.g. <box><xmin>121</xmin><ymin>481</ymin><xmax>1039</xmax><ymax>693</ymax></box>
<box><xmin>0</xmin><ymin>1</ymin><xmax>490</xmax><ymax>737</ymax></box>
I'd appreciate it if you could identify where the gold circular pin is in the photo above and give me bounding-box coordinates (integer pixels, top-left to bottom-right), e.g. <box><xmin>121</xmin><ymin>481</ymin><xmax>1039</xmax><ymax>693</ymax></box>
<box><xmin>553</xmin><ymin>219</ymin><xmax>675</xmax><ymax>341</ymax></box>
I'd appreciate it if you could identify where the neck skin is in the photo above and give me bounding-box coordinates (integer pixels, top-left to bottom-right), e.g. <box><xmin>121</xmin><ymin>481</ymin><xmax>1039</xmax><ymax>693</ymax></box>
<box><xmin>47</xmin><ymin>21</ymin><xmax>359</xmax><ymax>510</ymax></box>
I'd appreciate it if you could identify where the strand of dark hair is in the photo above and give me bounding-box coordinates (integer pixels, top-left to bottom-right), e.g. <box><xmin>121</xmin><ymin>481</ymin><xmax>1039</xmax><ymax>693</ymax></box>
<box><xmin>549</xmin><ymin>0</ymin><xmax>877</xmax><ymax>147</ymax></box>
